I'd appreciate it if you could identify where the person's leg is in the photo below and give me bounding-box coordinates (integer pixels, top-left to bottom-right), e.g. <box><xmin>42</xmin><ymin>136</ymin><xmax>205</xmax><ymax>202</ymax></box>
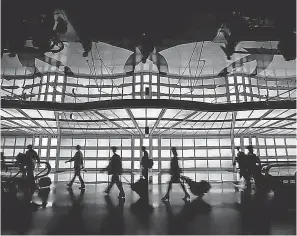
<box><xmin>179</xmin><ymin>181</ymin><xmax>190</xmax><ymax>198</ymax></box>
<box><xmin>115</xmin><ymin>175</ymin><xmax>125</xmax><ymax>196</ymax></box>
<box><xmin>77</xmin><ymin>171</ymin><xmax>85</xmax><ymax>189</ymax></box>
<box><xmin>68</xmin><ymin>173</ymin><xmax>77</xmax><ymax>187</ymax></box>
<box><xmin>105</xmin><ymin>174</ymin><xmax>116</xmax><ymax>193</ymax></box>
<box><xmin>162</xmin><ymin>177</ymin><xmax>173</xmax><ymax>200</ymax></box>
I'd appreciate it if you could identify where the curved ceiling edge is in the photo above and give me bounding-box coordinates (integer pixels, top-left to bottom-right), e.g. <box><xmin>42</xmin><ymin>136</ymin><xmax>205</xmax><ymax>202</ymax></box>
<box><xmin>1</xmin><ymin>99</ymin><xmax>296</xmax><ymax>112</ymax></box>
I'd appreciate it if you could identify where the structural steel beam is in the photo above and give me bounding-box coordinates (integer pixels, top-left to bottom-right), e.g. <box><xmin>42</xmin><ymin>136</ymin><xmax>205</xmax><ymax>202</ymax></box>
<box><xmin>2</xmin><ymin>99</ymin><xmax>296</xmax><ymax>112</ymax></box>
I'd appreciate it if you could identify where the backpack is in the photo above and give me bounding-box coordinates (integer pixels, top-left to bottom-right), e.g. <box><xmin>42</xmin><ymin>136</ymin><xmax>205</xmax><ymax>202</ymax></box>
<box><xmin>148</xmin><ymin>159</ymin><xmax>154</xmax><ymax>169</ymax></box>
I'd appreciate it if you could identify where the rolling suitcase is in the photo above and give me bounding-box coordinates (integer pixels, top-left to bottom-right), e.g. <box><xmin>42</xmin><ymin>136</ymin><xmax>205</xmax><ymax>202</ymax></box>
<box><xmin>38</xmin><ymin>177</ymin><xmax>52</xmax><ymax>189</ymax></box>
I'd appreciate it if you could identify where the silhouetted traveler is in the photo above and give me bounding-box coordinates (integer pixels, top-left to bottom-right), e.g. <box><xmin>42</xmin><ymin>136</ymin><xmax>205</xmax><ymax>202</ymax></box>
<box><xmin>66</xmin><ymin>145</ymin><xmax>85</xmax><ymax>189</ymax></box>
<box><xmin>162</xmin><ymin>147</ymin><xmax>190</xmax><ymax>202</ymax></box>
<box><xmin>26</xmin><ymin>145</ymin><xmax>40</xmax><ymax>170</ymax></box>
<box><xmin>16</xmin><ymin>152</ymin><xmax>28</xmax><ymax>178</ymax></box>
<box><xmin>246</xmin><ymin>145</ymin><xmax>261</xmax><ymax>190</ymax></box>
<box><xmin>16</xmin><ymin>151</ymin><xmax>36</xmax><ymax>190</ymax></box>
<box><xmin>233</xmin><ymin>146</ymin><xmax>251</xmax><ymax>187</ymax></box>
<box><xmin>103</xmin><ymin>146</ymin><xmax>125</xmax><ymax>198</ymax></box>
<box><xmin>141</xmin><ymin>146</ymin><xmax>149</xmax><ymax>180</ymax></box>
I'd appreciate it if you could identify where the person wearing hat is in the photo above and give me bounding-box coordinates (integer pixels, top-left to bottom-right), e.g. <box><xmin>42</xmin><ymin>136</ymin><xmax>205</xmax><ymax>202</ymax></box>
<box><xmin>65</xmin><ymin>145</ymin><xmax>85</xmax><ymax>189</ymax></box>
<box><xmin>162</xmin><ymin>147</ymin><xmax>190</xmax><ymax>202</ymax></box>
<box><xmin>246</xmin><ymin>145</ymin><xmax>261</xmax><ymax>190</ymax></box>
<box><xmin>102</xmin><ymin>146</ymin><xmax>125</xmax><ymax>198</ymax></box>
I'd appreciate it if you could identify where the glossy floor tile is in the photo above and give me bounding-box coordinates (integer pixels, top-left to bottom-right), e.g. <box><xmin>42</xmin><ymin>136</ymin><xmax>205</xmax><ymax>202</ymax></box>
<box><xmin>1</xmin><ymin>182</ymin><xmax>296</xmax><ymax>235</ymax></box>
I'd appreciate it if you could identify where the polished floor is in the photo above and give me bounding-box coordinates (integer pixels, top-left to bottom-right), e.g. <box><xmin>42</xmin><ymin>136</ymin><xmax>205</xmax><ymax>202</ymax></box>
<box><xmin>1</xmin><ymin>182</ymin><xmax>296</xmax><ymax>235</ymax></box>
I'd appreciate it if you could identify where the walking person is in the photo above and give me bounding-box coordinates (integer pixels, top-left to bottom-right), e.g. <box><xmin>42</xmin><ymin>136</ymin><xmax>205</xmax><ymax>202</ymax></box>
<box><xmin>162</xmin><ymin>147</ymin><xmax>190</xmax><ymax>202</ymax></box>
<box><xmin>102</xmin><ymin>146</ymin><xmax>125</xmax><ymax>198</ymax></box>
<box><xmin>65</xmin><ymin>145</ymin><xmax>85</xmax><ymax>190</ymax></box>
<box><xmin>246</xmin><ymin>145</ymin><xmax>261</xmax><ymax>191</ymax></box>
<box><xmin>141</xmin><ymin>146</ymin><xmax>149</xmax><ymax>182</ymax></box>
<box><xmin>26</xmin><ymin>145</ymin><xmax>41</xmax><ymax>170</ymax></box>
<box><xmin>25</xmin><ymin>145</ymin><xmax>41</xmax><ymax>190</ymax></box>
<box><xmin>233</xmin><ymin>146</ymin><xmax>251</xmax><ymax>188</ymax></box>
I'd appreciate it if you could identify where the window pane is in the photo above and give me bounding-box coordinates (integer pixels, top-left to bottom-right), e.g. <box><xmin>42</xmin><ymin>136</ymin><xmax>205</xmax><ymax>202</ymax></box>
<box><xmin>195</xmin><ymin>149</ymin><xmax>207</xmax><ymax>157</ymax></box>
<box><xmin>42</xmin><ymin>137</ymin><xmax>48</xmax><ymax>146</ymax></box>
<box><xmin>196</xmin><ymin>160</ymin><xmax>207</xmax><ymax>167</ymax></box>
<box><xmin>220</xmin><ymin>139</ymin><xmax>231</xmax><ymax>146</ymax></box>
<box><xmin>258</xmin><ymin>138</ymin><xmax>265</xmax><ymax>145</ymax></box>
<box><xmin>110</xmin><ymin>139</ymin><xmax>121</xmax><ymax>146</ymax></box>
<box><xmin>85</xmin><ymin>150</ymin><xmax>97</xmax><ymax>157</ymax></box>
<box><xmin>161</xmin><ymin>139</ymin><xmax>170</xmax><ymax>146</ymax></box>
<box><xmin>61</xmin><ymin>138</ymin><xmax>72</xmax><ymax>146</ymax></box>
<box><xmin>5</xmin><ymin>138</ymin><xmax>15</xmax><ymax>146</ymax></box>
<box><xmin>25</xmin><ymin>138</ymin><xmax>33</xmax><ymax>146</ymax></box>
<box><xmin>287</xmin><ymin>148</ymin><xmax>296</xmax><ymax>156</ymax></box>
<box><xmin>276</xmin><ymin>148</ymin><xmax>286</xmax><ymax>156</ymax></box>
<box><xmin>122</xmin><ymin>139</ymin><xmax>131</xmax><ymax>146</ymax></box>
<box><xmin>208</xmin><ymin>160</ymin><xmax>221</xmax><ymax>168</ymax></box>
<box><xmin>15</xmin><ymin>138</ymin><xmax>25</xmax><ymax>146</ymax></box>
<box><xmin>51</xmin><ymin>138</ymin><xmax>57</xmax><ymax>146</ymax></box>
<box><xmin>221</xmin><ymin>160</ymin><xmax>232</xmax><ymax>168</ymax></box>
<box><xmin>161</xmin><ymin>161</ymin><xmax>170</xmax><ymax>169</ymax></box>
<box><xmin>182</xmin><ymin>160</ymin><xmax>195</xmax><ymax>168</ymax></box>
<box><xmin>259</xmin><ymin>149</ymin><xmax>266</xmax><ymax>157</ymax></box>
<box><xmin>267</xmin><ymin>149</ymin><xmax>276</xmax><ymax>156</ymax></box>
<box><xmin>275</xmin><ymin>138</ymin><xmax>285</xmax><ymax>145</ymax></box>
<box><xmin>161</xmin><ymin>150</ymin><xmax>171</xmax><ymax>158</ymax></box>
<box><xmin>266</xmin><ymin>138</ymin><xmax>274</xmax><ymax>145</ymax></box>
<box><xmin>134</xmin><ymin>139</ymin><xmax>140</xmax><ymax>147</ymax></box>
<box><xmin>234</xmin><ymin>138</ymin><xmax>241</xmax><ymax>146</ymax></box>
<box><xmin>195</xmin><ymin>139</ymin><xmax>206</xmax><ymax>146</ymax></box>
<box><xmin>183</xmin><ymin>139</ymin><xmax>194</xmax><ymax>147</ymax></box>
<box><xmin>208</xmin><ymin>149</ymin><xmax>220</xmax><ymax>157</ymax></box>
<box><xmin>40</xmin><ymin>149</ymin><xmax>47</xmax><ymax>157</ymax></box>
<box><xmin>60</xmin><ymin>149</ymin><xmax>72</xmax><ymax>157</ymax></box>
<box><xmin>143</xmin><ymin>138</ymin><xmax>149</xmax><ymax>147</ymax></box>
<box><xmin>122</xmin><ymin>161</ymin><xmax>131</xmax><ymax>169</ymax></box>
<box><xmin>221</xmin><ymin>149</ymin><xmax>232</xmax><ymax>157</ymax></box>
<box><xmin>286</xmin><ymin>138</ymin><xmax>296</xmax><ymax>145</ymax></box>
<box><xmin>50</xmin><ymin>149</ymin><xmax>56</xmax><ymax>157</ymax></box>
<box><xmin>97</xmin><ymin>161</ymin><xmax>109</xmax><ymax>169</ymax></box>
<box><xmin>122</xmin><ymin>150</ymin><xmax>131</xmax><ymax>158</ymax></box>
<box><xmin>183</xmin><ymin>149</ymin><xmax>194</xmax><ymax>157</ymax></box>
<box><xmin>73</xmin><ymin>139</ymin><xmax>85</xmax><ymax>146</ymax></box>
<box><xmin>98</xmin><ymin>139</ymin><xmax>109</xmax><ymax>147</ymax></box>
<box><xmin>34</xmin><ymin>137</ymin><xmax>40</xmax><ymax>146</ymax></box>
<box><xmin>171</xmin><ymin>139</ymin><xmax>182</xmax><ymax>146</ymax></box>
<box><xmin>152</xmin><ymin>150</ymin><xmax>158</xmax><ymax>159</ymax></box>
<box><xmin>207</xmin><ymin>139</ymin><xmax>220</xmax><ymax>146</ymax></box>
<box><xmin>86</xmin><ymin>139</ymin><xmax>97</xmax><ymax>146</ymax></box>
<box><xmin>98</xmin><ymin>150</ymin><xmax>109</xmax><ymax>158</ymax></box>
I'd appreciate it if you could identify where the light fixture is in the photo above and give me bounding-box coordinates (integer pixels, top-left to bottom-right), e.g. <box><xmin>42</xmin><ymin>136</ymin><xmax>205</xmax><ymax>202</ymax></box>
<box><xmin>145</xmin><ymin>126</ymin><xmax>149</xmax><ymax>137</ymax></box>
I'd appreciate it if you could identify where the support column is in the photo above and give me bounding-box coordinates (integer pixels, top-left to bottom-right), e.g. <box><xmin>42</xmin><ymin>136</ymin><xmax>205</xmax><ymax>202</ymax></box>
<box><xmin>231</xmin><ymin>111</ymin><xmax>237</xmax><ymax>174</ymax></box>
<box><xmin>55</xmin><ymin>112</ymin><xmax>61</xmax><ymax>182</ymax></box>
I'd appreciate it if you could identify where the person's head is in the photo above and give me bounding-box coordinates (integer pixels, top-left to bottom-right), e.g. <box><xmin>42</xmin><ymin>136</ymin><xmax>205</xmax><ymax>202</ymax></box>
<box><xmin>236</xmin><ymin>146</ymin><xmax>240</xmax><ymax>151</ymax></box>
<box><xmin>111</xmin><ymin>146</ymin><xmax>117</xmax><ymax>153</ymax></box>
<box><xmin>246</xmin><ymin>145</ymin><xmax>253</xmax><ymax>153</ymax></box>
<box><xmin>76</xmin><ymin>145</ymin><xmax>81</xmax><ymax>150</ymax></box>
<box><xmin>171</xmin><ymin>147</ymin><xmax>177</xmax><ymax>156</ymax></box>
<box><xmin>27</xmin><ymin>144</ymin><xmax>33</xmax><ymax>150</ymax></box>
<box><xmin>141</xmin><ymin>146</ymin><xmax>146</xmax><ymax>152</ymax></box>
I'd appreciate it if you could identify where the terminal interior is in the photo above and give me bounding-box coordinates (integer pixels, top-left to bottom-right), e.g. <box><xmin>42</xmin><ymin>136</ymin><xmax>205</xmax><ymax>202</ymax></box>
<box><xmin>1</xmin><ymin>1</ymin><xmax>296</xmax><ymax>235</ymax></box>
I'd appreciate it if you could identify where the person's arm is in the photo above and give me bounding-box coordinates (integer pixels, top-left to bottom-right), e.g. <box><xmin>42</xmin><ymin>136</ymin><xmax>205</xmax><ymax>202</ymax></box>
<box><xmin>35</xmin><ymin>151</ymin><xmax>41</xmax><ymax>164</ymax></box>
<box><xmin>65</xmin><ymin>156</ymin><xmax>75</xmax><ymax>163</ymax></box>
